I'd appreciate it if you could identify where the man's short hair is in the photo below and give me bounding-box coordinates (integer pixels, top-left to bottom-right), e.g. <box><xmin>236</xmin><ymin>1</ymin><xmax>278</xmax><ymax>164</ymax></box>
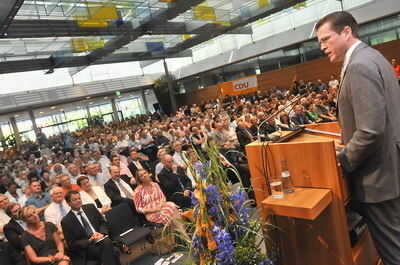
<box><xmin>65</xmin><ymin>190</ymin><xmax>80</xmax><ymax>203</ymax></box>
<box><xmin>315</xmin><ymin>11</ymin><xmax>359</xmax><ymax>38</ymax></box>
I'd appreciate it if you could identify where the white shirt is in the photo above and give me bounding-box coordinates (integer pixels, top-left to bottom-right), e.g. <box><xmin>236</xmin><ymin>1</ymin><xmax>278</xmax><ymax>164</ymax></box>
<box><xmin>5</xmin><ymin>189</ymin><xmax>27</xmax><ymax>206</ymax></box>
<box><xmin>80</xmin><ymin>186</ymin><xmax>111</xmax><ymax>212</ymax></box>
<box><xmin>112</xmin><ymin>178</ymin><xmax>134</xmax><ymax>198</ymax></box>
<box><xmin>173</xmin><ymin>152</ymin><xmax>186</xmax><ymax>168</ymax></box>
<box><xmin>341</xmin><ymin>40</ymin><xmax>362</xmax><ymax>80</ymax></box>
<box><xmin>44</xmin><ymin>200</ymin><xmax>70</xmax><ymax>226</ymax></box>
<box><xmin>0</xmin><ymin>210</ymin><xmax>11</xmax><ymax>241</ymax></box>
<box><xmin>72</xmin><ymin>209</ymin><xmax>96</xmax><ymax>234</ymax></box>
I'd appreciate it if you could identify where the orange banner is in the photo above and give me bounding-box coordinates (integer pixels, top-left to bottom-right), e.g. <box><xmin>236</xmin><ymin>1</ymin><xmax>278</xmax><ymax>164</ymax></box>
<box><xmin>219</xmin><ymin>75</ymin><xmax>259</xmax><ymax>96</ymax></box>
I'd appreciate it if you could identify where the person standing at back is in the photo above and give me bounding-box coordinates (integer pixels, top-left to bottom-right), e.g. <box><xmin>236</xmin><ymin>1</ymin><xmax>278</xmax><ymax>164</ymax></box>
<box><xmin>316</xmin><ymin>11</ymin><xmax>400</xmax><ymax>265</ymax></box>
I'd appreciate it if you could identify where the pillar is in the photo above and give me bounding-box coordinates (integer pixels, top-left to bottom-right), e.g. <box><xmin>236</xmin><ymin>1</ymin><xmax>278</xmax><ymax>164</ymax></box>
<box><xmin>10</xmin><ymin>117</ymin><xmax>22</xmax><ymax>147</ymax></box>
<box><xmin>163</xmin><ymin>59</ymin><xmax>177</xmax><ymax>113</ymax></box>
<box><xmin>111</xmin><ymin>98</ymin><xmax>120</xmax><ymax>122</ymax></box>
<box><xmin>28</xmin><ymin>108</ymin><xmax>39</xmax><ymax>136</ymax></box>
<box><xmin>141</xmin><ymin>88</ymin><xmax>149</xmax><ymax>114</ymax></box>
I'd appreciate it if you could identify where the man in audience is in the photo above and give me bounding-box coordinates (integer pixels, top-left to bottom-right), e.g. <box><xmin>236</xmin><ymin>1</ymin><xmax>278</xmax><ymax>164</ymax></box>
<box><xmin>128</xmin><ymin>149</ymin><xmax>151</xmax><ymax>177</ymax></box>
<box><xmin>25</xmin><ymin>181</ymin><xmax>51</xmax><ymax>219</ymax></box>
<box><xmin>110</xmin><ymin>154</ymin><xmax>133</xmax><ymax>179</ymax></box>
<box><xmin>104</xmin><ymin>165</ymin><xmax>135</xmax><ymax>208</ymax></box>
<box><xmin>61</xmin><ymin>190</ymin><xmax>121</xmax><ymax>265</ymax></box>
<box><xmin>4</xmin><ymin>203</ymin><xmax>25</xmax><ymax>252</ymax></box>
<box><xmin>172</xmin><ymin>141</ymin><xmax>188</xmax><ymax>169</ymax></box>
<box><xmin>4</xmin><ymin>182</ymin><xmax>27</xmax><ymax>206</ymax></box>
<box><xmin>236</xmin><ymin>121</ymin><xmax>254</xmax><ymax>152</ymax></box>
<box><xmin>291</xmin><ymin>105</ymin><xmax>311</xmax><ymax>125</ymax></box>
<box><xmin>158</xmin><ymin>154</ymin><xmax>192</xmax><ymax>209</ymax></box>
<box><xmin>44</xmin><ymin>187</ymin><xmax>70</xmax><ymax>228</ymax></box>
<box><xmin>85</xmin><ymin>163</ymin><xmax>106</xmax><ymax>186</ymax></box>
<box><xmin>59</xmin><ymin>174</ymin><xmax>80</xmax><ymax>195</ymax></box>
<box><xmin>0</xmin><ymin>194</ymin><xmax>11</xmax><ymax>241</ymax></box>
<box><xmin>67</xmin><ymin>163</ymin><xmax>84</xmax><ymax>184</ymax></box>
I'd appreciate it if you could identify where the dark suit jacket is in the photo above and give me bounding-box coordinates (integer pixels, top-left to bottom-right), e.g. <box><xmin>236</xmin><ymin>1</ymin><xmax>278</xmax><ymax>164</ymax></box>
<box><xmin>61</xmin><ymin>204</ymin><xmax>109</xmax><ymax>265</ymax></box>
<box><xmin>291</xmin><ymin>113</ymin><xmax>311</xmax><ymax>125</ymax></box>
<box><xmin>104</xmin><ymin>177</ymin><xmax>133</xmax><ymax>207</ymax></box>
<box><xmin>337</xmin><ymin>42</ymin><xmax>400</xmax><ymax>203</ymax></box>
<box><xmin>4</xmin><ymin>219</ymin><xmax>25</xmax><ymax>252</ymax></box>
<box><xmin>158</xmin><ymin>166</ymin><xmax>192</xmax><ymax>209</ymax></box>
<box><xmin>128</xmin><ymin>160</ymin><xmax>151</xmax><ymax>177</ymax></box>
<box><xmin>0</xmin><ymin>242</ymin><xmax>26</xmax><ymax>265</ymax></box>
<box><xmin>236</xmin><ymin>128</ymin><xmax>253</xmax><ymax>149</ymax></box>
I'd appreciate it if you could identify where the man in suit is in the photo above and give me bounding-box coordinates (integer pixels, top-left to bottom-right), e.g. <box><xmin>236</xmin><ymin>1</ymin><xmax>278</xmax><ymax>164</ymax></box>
<box><xmin>61</xmin><ymin>190</ymin><xmax>121</xmax><ymax>265</ymax></box>
<box><xmin>104</xmin><ymin>165</ymin><xmax>135</xmax><ymax>208</ymax></box>
<box><xmin>316</xmin><ymin>11</ymin><xmax>400</xmax><ymax>265</ymax></box>
<box><xmin>158</xmin><ymin>154</ymin><xmax>192</xmax><ymax>209</ymax></box>
<box><xmin>128</xmin><ymin>149</ymin><xmax>151</xmax><ymax>177</ymax></box>
<box><xmin>4</xmin><ymin>203</ymin><xmax>25</xmax><ymax>253</ymax></box>
<box><xmin>236</xmin><ymin>121</ymin><xmax>254</xmax><ymax>152</ymax></box>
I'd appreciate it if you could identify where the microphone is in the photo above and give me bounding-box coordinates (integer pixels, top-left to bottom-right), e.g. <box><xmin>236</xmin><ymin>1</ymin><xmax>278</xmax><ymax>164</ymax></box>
<box><xmin>257</xmin><ymin>94</ymin><xmax>306</xmax><ymax>142</ymax></box>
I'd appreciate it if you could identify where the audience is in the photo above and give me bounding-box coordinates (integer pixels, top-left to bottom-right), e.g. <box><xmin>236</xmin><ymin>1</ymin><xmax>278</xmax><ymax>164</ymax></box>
<box><xmin>0</xmin><ymin>75</ymin><xmax>343</xmax><ymax>263</ymax></box>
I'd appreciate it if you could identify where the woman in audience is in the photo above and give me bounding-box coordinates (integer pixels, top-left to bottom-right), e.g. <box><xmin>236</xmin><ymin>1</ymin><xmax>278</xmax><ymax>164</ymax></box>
<box><xmin>132</xmin><ymin>169</ymin><xmax>189</xmax><ymax>240</ymax></box>
<box><xmin>20</xmin><ymin>206</ymin><xmax>70</xmax><ymax>265</ymax></box>
<box><xmin>76</xmin><ymin>176</ymin><xmax>111</xmax><ymax>214</ymax></box>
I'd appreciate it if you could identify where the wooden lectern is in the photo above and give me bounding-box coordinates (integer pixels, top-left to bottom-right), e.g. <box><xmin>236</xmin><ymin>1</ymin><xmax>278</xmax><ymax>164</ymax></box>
<box><xmin>245</xmin><ymin>122</ymin><xmax>380</xmax><ymax>265</ymax></box>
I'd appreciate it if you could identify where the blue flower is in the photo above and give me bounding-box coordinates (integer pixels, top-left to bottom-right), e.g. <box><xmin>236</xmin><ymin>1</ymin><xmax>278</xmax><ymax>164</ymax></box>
<box><xmin>204</xmin><ymin>185</ymin><xmax>222</xmax><ymax>223</ymax></box>
<box><xmin>190</xmin><ymin>191</ymin><xmax>199</xmax><ymax>206</ymax></box>
<box><xmin>213</xmin><ymin>226</ymin><xmax>235</xmax><ymax>265</ymax></box>
<box><xmin>229</xmin><ymin>189</ymin><xmax>250</xmax><ymax>228</ymax></box>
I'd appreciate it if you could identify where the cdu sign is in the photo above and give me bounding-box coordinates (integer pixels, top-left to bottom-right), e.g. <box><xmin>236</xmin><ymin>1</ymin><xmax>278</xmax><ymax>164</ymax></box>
<box><xmin>232</xmin><ymin>76</ymin><xmax>258</xmax><ymax>91</ymax></box>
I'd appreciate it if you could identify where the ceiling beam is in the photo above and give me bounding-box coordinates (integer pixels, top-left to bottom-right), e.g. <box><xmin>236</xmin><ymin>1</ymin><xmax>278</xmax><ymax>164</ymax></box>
<box><xmin>0</xmin><ymin>0</ymin><xmax>24</xmax><ymax>36</ymax></box>
<box><xmin>5</xmin><ymin>19</ymin><xmax>252</xmax><ymax>38</ymax></box>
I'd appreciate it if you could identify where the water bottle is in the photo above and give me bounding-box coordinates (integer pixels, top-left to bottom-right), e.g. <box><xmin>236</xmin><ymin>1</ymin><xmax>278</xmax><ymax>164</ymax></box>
<box><xmin>281</xmin><ymin>159</ymin><xmax>294</xmax><ymax>193</ymax></box>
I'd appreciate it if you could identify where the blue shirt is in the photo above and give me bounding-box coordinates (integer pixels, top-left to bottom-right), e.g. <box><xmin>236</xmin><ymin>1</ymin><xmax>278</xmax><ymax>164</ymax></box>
<box><xmin>25</xmin><ymin>193</ymin><xmax>52</xmax><ymax>208</ymax></box>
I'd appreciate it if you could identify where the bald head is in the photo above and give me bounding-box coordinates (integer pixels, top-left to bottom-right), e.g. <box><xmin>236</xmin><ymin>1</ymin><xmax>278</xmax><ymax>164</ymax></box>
<box><xmin>161</xmin><ymin>154</ymin><xmax>174</xmax><ymax>169</ymax></box>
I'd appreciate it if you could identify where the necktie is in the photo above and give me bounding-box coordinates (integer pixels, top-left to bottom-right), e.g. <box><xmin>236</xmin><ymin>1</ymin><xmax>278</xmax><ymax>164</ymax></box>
<box><xmin>117</xmin><ymin>180</ymin><xmax>132</xmax><ymax>198</ymax></box>
<box><xmin>77</xmin><ymin>211</ymin><xmax>94</xmax><ymax>237</ymax></box>
<box><xmin>134</xmin><ymin>160</ymin><xmax>143</xmax><ymax>170</ymax></box>
<box><xmin>59</xmin><ymin>203</ymin><xmax>67</xmax><ymax>217</ymax></box>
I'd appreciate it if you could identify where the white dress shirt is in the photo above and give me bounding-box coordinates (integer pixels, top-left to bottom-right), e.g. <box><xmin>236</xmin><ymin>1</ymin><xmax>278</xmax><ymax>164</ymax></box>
<box><xmin>112</xmin><ymin>178</ymin><xmax>134</xmax><ymax>198</ymax></box>
<box><xmin>44</xmin><ymin>200</ymin><xmax>70</xmax><ymax>226</ymax></box>
<box><xmin>5</xmin><ymin>189</ymin><xmax>27</xmax><ymax>206</ymax></box>
<box><xmin>341</xmin><ymin>40</ymin><xmax>362</xmax><ymax>80</ymax></box>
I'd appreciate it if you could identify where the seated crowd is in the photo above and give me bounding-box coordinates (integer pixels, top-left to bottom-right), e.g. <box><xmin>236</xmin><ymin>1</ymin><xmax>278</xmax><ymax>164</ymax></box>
<box><xmin>0</xmin><ymin>76</ymin><xmax>339</xmax><ymax>264</ymax></box>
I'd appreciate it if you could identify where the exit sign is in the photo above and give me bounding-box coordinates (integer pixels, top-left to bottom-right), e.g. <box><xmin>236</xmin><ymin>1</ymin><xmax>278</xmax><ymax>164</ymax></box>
<box><xmin>115</xmin><ymin>91</ymin><xmax>121</xmax><ymax>96</ymax></box>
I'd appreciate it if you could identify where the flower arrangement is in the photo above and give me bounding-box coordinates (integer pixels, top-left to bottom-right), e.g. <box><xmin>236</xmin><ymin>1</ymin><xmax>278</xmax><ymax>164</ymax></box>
<box><xmin>180</xmin><ymin>143</ymin><xmax>278</xmax><ymax>265</ymax></box>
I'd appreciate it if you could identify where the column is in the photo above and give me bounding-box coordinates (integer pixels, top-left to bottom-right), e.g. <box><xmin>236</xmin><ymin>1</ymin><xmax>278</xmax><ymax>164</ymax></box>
<box><xmin>163</xmin><ymin>59</ymin><xmax>177</xmax><ymax>113</ymax></box>
<box><xmin>141</xmin><ymin>88</ymin><xmax>149</xmax><ymax>114</ymax></box>
<box><xmin>28</xmin><ymin>108</ymin><xmax>39</xmax><ymax>136</ymax></box>
<box><xmin>0</xmin><ymin>126</ymin><xmax>4</xmax><ymax>143</ymax></box>
<box><xmin>111</xmin><ymin>98</ymin><xmax>120</xmax><ymax>122</ymax></box>
<box><xmin>10</xmin><ymin>117</ymin><xmax>22</xmax><ymax>147</ymax></box>
<box><xmin>85</xmin><ymin>106</ymin><xmax>92</xmax><ymax>124</ymax></box>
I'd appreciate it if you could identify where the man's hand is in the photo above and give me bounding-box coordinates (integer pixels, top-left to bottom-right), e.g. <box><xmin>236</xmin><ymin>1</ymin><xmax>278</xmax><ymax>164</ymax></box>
<box><xmin>183</xmin><ymin>190</ymin><xmax>191</xmax><ymax>197</ymax></box>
